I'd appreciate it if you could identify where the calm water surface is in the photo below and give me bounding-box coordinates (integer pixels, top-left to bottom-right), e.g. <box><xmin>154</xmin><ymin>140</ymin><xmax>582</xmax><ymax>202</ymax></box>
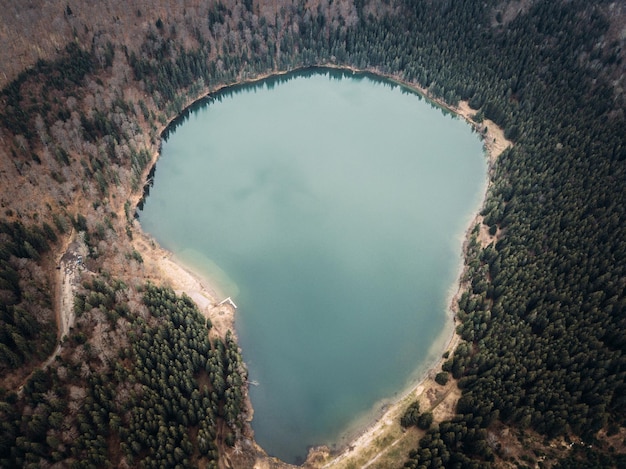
<box><xmin>139</xmin><ymin>69</ymin><xmax>486</xmax><ymax>463</ymax></box>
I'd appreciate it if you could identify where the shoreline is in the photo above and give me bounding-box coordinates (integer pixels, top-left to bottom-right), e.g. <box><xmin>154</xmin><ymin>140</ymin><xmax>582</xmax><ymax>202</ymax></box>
<box><xmin>310</xmin><ymin>67</ymin><xmax>511</xmax><ymax>466</ymax></box>
<box><xmin>129</xmin><ymin>65</ymin><xmax>512</xmax><ymax>467</ymax></box>
<box><xmin>321</xmin><ymin>316</ymin><xmax>461</xmax><ymax>462</ymax></box>
<box><xmin>130</xmin><ymin>229</ymin><xmax>239</xmax><ymax>339</ymax></box>
<box><xmin>314</xmin><ymin>181</ymin><xmax>499</xmax><ymax>468</ymax></box>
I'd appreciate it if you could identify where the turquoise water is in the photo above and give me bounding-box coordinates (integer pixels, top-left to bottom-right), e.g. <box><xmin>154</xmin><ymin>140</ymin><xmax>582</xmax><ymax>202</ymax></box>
<box><xmin>138</xmin><ymin>69</ymin><xmax>486</xmax><ymax>463</ymax></box>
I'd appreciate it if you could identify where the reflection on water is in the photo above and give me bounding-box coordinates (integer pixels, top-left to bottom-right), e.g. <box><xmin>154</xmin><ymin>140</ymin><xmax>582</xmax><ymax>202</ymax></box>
<box><xmin>139</xmin><ymin>69</ymin><xmax>485</xmax><ymax>464</ymax></box>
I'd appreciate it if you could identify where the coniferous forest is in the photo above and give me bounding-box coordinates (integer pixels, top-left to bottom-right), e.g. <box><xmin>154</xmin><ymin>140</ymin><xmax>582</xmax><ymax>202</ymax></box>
<box><xmin>0</xmin><ymin>0</ymin><xmax>625</xmax><ymax>467</ymax></box>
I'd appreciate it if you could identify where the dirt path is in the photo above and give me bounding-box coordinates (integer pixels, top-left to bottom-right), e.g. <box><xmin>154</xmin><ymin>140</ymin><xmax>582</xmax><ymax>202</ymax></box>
<box><xmin>17</xmin><ymin>229</ymin><xmax>83</xmax><ymax>394</ymax></box>
<box><xmin>43</xmin><ymin>231</ymin><xmax>85</xmax><ymax>359</ymax></box>
<box><xmin>56</xmin><ymin>231</ymin><xmax>80</xmax><ymax>341</ymax></box>
<box><xmin>361</xmin><ymin>437</ymin><xmax>402</xmax><ymax>469</ymax></box>
<box><xmin>316</xmin><ymin>332</ymin><xmax>461</xmax><ymax>469</ymax></box>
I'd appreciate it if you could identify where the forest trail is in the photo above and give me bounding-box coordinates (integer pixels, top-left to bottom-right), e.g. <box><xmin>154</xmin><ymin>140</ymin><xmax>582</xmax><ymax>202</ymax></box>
<box><xmin>318</xmin><ymin>333</ymin><xmax>461</xmax><ymax>469</ymax></box>
<box><xmin>16</xmin><ymin>230</ymin><xmax>82</xmax><ymax>394</ymax></box>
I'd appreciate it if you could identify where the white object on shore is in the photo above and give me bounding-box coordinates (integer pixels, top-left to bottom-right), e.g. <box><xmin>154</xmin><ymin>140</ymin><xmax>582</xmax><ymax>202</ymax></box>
<box><xmin>218</xmin><ymin>296</ymin><xmax>238</xmax><ymax>309</ymax></box>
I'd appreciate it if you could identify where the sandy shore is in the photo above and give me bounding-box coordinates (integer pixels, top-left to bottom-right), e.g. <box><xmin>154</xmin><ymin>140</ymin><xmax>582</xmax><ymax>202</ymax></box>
<box><xmin>129</xmin><ymin>66</ymin><xmax>512</xmax><ymax>468</ymax></box>
<box><xmin>130</xmin><ymin>229</ymin><xmax>238</xmax><ymax>339</ymax></box>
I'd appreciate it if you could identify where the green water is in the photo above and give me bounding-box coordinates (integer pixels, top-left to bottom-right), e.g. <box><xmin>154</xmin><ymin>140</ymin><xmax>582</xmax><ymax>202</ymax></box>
<box><xmin>138</xmin><ymin>69</ymin><xmax>486</xmax><ymax>464</ymax></box>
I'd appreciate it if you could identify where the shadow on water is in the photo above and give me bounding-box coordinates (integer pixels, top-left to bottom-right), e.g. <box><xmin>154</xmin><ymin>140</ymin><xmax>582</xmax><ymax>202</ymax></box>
<box><xmin>159</xmin><ymin>66</ymin><xmax>456</xmax><ymax>144</ymax></box>
<box><xmin>137</xmin><ymin>68</ymin><xmax>486</xmax><ymax>463</ymax></box>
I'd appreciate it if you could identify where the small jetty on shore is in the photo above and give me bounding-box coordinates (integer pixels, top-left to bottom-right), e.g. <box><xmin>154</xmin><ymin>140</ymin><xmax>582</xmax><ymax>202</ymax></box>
<box><xmin>218</xmin><ymin>296</ymin><xmax>238</xmax><ymax>309</ymax></box>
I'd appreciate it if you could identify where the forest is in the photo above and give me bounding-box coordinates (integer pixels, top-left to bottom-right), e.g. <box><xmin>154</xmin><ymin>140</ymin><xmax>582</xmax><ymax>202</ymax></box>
<box><xmin>1</xmin><ymin>281</ymin><xmax>247</xmax><ymax>467</ymax></box>
<box><xmin>0</xmin><ymin>0</ymin><xmax>625</xmax><ymax>467</ymax></box>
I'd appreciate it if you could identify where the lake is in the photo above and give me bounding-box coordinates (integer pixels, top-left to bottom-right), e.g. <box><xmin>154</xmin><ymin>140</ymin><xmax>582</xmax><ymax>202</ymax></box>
<box><xmin>138</xmin><ymin>69</ymin><xmax>486</xmax><ymax>464</ymax></box>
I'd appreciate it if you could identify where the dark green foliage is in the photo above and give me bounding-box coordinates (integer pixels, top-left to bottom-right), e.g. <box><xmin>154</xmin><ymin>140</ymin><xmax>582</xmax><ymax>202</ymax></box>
<box><xmin>129</xmin><ymin>249</ymin><xmax>143</xmax><ymax>263</ymax></box>
<box><xmin>80</xmin><ymin>109</ymin><xmax>123</xmax><ymax>144</ymax></box>
<box><xmin>0</xmin><ymin>42</ymin><xmax>94</xmax><ymax>141</ymax></box>
<box><xmin>401</xmin><ymin>401</ymin><xmax>433</xmax><ymax>430</ymax></box>
<box><xmin>129</xmin><ymin>45</ymin><xmax>214</xmax><ymax>106</ymax></box>
<box><xmin>72</xmin><ymin>213</ymin><xmax>88</xmax><ymax>232</ymax></box>
<box><xmin>553</xmin><ymin>444</ymin><xmax>626</xmax><ymax>469</ymax></box>
<box><xmin>208</xmin><ymin>3</ymin><xmax>228</xmax><ymax>29</ymax></box>
<box><xmin>0</xmin><ymin>0</ymin><xmax>624</xmax><ymax>466</ymax></box>
<box><xmin>0</xmin><ymin>281</ymin><xmax>247</xmax><ymax>467</ymax></box>
<box><xmin>401</xmin><ymin>401</ymin><xmax>421</xmax><ymax>428</ymax></box>
<box><xmin>404</xmin><ymin>417</ymin><xmax>493</xmax><ymax>468</ymax></box>
<box><xmin>0</xmin><ymin>221</ymin><xmax>50</xmax><ymax>260</ymax></box>
<box><xmin>126</xmin><ymin>284</ymin><xmax>246</xmax><ymax>466</ymax></box>
<box><xmin>417</xmin><ymin>412</ymin><xmax>433</xmax><ymax>430</ymax></box>
<box><xmin>0</xmin><ymin>222</ymin><xmax>55</xmax><ymax>373</ymax></box>
<box><xmin>365</xmin><ymin>1</ymin><xmax>626</xmax><ymax>465</ymax></box>
<box><xmin>52</xmin><ymin>214</ymin><xmax>69</xmax><ymax>234</ymax></box>
<box><xmin>434</xmin><ymin>371</ymin><xmax>449</xmax><ymax>386</ymax></box>
<box><xmin>72</xmin><ymin>278</ymin><xmax>129</xmax><ymax>326</ymax></box>
<box><xmin>0</xmin><ymin>367</ymin><xmax>67</xmax><ymax>467</ymax></box>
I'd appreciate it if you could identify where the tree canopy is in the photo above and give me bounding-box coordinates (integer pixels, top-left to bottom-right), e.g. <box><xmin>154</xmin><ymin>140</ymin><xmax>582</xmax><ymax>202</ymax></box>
<box><xmin>0</xmin><ymin>0</ymin><xmax>624</xmax><ymax>466</ymax></box>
